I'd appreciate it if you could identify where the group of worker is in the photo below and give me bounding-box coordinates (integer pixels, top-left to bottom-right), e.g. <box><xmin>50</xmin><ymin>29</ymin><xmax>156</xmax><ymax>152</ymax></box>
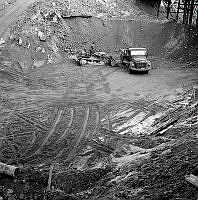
<box><xmin>81</xmin><ymin>45</ymin><xmax>96</xmax><ymax>57</ymax></box>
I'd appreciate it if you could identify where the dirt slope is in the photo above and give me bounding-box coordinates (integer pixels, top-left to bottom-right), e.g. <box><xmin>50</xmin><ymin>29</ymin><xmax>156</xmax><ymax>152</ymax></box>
<box><xmin>6</xmin><ymin>0</ymin><xmax>198</xmax><ymax>67</ymax></box>
<box><xmin>0</xmin><ymin>0</ymin><xmax>37</xmax><ymax>38</ymax></box>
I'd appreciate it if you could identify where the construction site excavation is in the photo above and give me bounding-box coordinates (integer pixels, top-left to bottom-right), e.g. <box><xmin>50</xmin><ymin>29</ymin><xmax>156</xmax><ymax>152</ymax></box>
<box><xmin>0</xmin><ymin>0</ymin><xmax>198</xmax><ymax>199</ymax></box>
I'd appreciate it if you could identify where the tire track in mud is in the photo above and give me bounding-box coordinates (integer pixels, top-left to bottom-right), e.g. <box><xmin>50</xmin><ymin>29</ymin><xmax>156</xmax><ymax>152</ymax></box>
<box><xmin>86</xmin><ymin>105</ymin><xmax>101</xmax><ymax>139</ymax></box>
<box><xmin>23</xmin><ymin>108</ymin><xmax>63</xmax><ymax>158</ymax></box>
<box><xmin>54</xmin><ymin>105</ymin><xmax>87</xmax><ymax>160</ymax></box>
<box><xmin>33</xmin><ymin>109</ymin><xmax>63</xmax><ymax>155</ymax></box>
<box><xmin>54</xmin><ymin>104</ymin><xmax>102</xmax><ymax>163</ymax></box>
<box><xmin>57</xmin><ymin>107</ymin><xmax>75</xmax><ymax>141</ymax></box>
<box><xmin>61</xmin><ymin>106</ymin><xmax>90</xmax><ymax>161</ymax></box>
<box><xmin>16</xmin><ymin>113</ymin><xmax>48</xmax><ymax>132</ymax></box>
<box><xmin>7</xmin><ymin>104</ymin><xmax>97</xmax><ymax>163</ymax></box>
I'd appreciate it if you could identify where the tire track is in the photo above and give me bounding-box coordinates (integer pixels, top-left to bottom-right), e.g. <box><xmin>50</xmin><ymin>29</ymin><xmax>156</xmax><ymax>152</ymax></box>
<box><xmin>86</xmin><ymin>105</ymin><xmax>100</xmax><ymax>139</ymax></box>
<box><xmin>57</xmin><ymin>107</ymin><xmax>75</xmax><ymax>141</ymax></box>
<box><xmin>23</xmin><ymin>108</ymin><xmax>63</xmax><ymax>158</ymax></box>
<box><xmin>55</xmin><ymin>106</ymin><xmax>90</xmax><ymax>160</ymax></box>
<box><xmin>66</xmin><ymin>106</ymin><xmax>90</xmax><ymax>160</ymax></box>
<box><xmin>16</xmin><ymin>113</ymin><xmax>48</xmax><ymax>132</ymax></box>
<box><xmin>32</xmin><ymin>109</ymin><xmax>63</xmax><ymax>156</ymax></box>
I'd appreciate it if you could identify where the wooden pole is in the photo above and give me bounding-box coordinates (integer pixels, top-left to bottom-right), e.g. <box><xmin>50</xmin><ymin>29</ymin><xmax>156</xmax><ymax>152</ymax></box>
<box><xmin>47</xmin><ymin>165</ymin><xmax>54</xmax><ymax>192</ymax></box>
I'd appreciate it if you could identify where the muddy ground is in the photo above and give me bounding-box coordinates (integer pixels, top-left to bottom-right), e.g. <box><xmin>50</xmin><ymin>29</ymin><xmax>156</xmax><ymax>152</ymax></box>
<box><xmin>0</xmin><ymin>0</ymin><xmax>198</xmax><ymax>200</ymax></box>
<box><xmin>0</xmin><ymin>50</ymin><xmax>198</xmax><ymax>199</ymax></box>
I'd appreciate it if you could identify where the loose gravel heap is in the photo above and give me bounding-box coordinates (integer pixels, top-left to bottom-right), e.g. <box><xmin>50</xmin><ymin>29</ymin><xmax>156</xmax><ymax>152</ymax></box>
<box><xmin>0</xmin><ymin>0</ymin><xmax>16</xmax><ymax>12</ymax></box>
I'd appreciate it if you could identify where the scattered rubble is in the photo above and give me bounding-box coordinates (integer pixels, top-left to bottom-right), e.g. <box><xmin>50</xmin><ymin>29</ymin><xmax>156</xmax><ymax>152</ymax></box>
<box><xmin>0</xmin><ymin>0</ymin><xmax>16</xmax><ymax>13</ymax></box>
<box><xmin>7</xmin><ymin>0</ymin><xmax>159</xmax><ymax>65</ymax></box>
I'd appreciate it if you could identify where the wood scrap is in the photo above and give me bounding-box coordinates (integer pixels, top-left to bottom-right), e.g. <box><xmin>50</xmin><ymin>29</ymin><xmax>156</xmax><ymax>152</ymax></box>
<box><xmin>100</xmin><ymin>128</ymin><xmax>137</xmax><ymax>140</ymax></box>
<box><xmin>185</xmin><ymin>174</ymin><xmax>198</xmax><ymax>188</ymax></box>
<box><xmin>0</xmin><ymin>162</ymin><xmax>20</xmax><ymax>177</ymax></box>
<box><xmin>88</xmin><ymin>139</ymin><xmax>115</xmax><ymax>154</ymax></box>
<box><xmin>47</xmin><ymin>165</ymin><xmax>54</xmax><ymax>191</ymax></box>
<box><xmin>150</xmin><ymin>102</ymin><xmax>198</xmax><ymax>136</ymax></box>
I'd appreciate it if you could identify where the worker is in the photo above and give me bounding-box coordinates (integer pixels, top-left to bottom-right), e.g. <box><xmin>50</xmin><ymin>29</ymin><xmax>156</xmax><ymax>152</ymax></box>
<box><xmin>89</xmin><ymin>44</ymin><xmax>95</xmax><ymax>56</ymax></box>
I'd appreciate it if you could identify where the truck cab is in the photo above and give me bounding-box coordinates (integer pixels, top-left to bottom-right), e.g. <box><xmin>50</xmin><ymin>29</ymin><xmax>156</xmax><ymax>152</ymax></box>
<box><xmin>120</xmin><ymin>48</ymin><xmax>151</xmax><ymax>73</ymax></box>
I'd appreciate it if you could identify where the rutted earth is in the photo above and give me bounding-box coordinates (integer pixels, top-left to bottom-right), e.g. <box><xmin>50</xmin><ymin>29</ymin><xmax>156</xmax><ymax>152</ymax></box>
<box><xmin>0</xmin><ymin>52</ymin><xmax>198</xmax><ymax>199</ymax></box>
<box><xmin>0</xmin><ymin>0</ymin><xmax>198</xmax><ymax>200</ymax></box>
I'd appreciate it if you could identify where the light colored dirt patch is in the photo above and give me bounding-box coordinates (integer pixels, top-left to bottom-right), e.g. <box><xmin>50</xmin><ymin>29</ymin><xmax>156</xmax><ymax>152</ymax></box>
<box><xmin>106</xmin><ymin>59</ymin><xmax>198</xmax><ymax>101</ymax></box>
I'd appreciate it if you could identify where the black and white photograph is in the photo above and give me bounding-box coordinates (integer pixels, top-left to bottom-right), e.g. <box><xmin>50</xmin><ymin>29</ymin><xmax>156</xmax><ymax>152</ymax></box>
<box><xmin>0</xmin><ymin>0</ymin><xmax>198</xmax><ymax>199</ymax></box>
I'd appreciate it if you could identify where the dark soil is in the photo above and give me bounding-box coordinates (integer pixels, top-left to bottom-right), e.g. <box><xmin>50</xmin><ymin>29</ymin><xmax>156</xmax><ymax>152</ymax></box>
<box><xmin>76</xmin><ymin>127</ymin><xmax>198</xmax><ymax>200</ymax></box>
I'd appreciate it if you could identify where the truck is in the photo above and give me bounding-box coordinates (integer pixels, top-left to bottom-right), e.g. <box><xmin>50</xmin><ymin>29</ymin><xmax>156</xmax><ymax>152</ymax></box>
<box><xmin>120</xmin><ymin>48</ymin><xmax>151</xmax><ymax>73</ymax></box>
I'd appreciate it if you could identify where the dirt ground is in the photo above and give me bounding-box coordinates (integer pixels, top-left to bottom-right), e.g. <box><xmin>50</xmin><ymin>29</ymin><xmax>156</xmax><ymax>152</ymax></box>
<box><xmin>0</xmin><ymin>51</ymin><xmax>198</xmax><ymax>199</ymax></box>
<box><xmin>0</xmin><ymin>0</ymin><xmax>198</xmax><ymax>200</ymax></box>
<box><xmin>0</xmin><ymin>0</ymin><xmax>37</xmax><ymax>38</ymax></box>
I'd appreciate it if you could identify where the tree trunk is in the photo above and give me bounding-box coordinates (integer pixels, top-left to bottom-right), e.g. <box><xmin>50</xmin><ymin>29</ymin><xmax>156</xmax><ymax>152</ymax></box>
<box><xmin>189</xmin><ymin>0</ymin><xmax>195</xmax><ymax>25</ymax></box>
<box><xmin>196</xmin><ymin>9</ymin><xmax>198</xmax><ymax>27</ymax></box>
<box><xmin>183</xmin><ymin>0</ymin><xmax>188</xmax><ymax>24</ymax></box>
<box><xmin>167</xmin><ymin>0</ymin><xmax>172</xmax><ymax>19</ymax></box>
<box><xmin>176</xmin><ymin>0</ymin><xmax>181</xmax><ymax>21</ymax></box>
<box><xmin>157</xmin><ymin>0</ymin><xmax>161</xmax><ymax>17</ymax></box>
<box><xmin>186</xmin><ymin>0</ymin><xmax>191</xmax><ymax>24</ymax></box>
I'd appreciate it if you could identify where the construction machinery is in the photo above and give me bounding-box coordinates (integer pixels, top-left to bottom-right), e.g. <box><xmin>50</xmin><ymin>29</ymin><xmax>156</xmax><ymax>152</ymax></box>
<box><xmin>120</xmin><ymin>48</ymin><xmax>151</xmax><ymax>73</ymax></box>
<box><xmin>77</xmin><ymin>51</ymin><xmax>116</xmax><ymax>66</ymax></box>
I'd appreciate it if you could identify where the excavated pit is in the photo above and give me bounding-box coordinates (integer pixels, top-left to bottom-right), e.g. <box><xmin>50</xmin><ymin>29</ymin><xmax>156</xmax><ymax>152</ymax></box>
<box><xmin>0</xmin><ymin>1</ymin><xmax>198</xmax><ymax>199</ymax></box>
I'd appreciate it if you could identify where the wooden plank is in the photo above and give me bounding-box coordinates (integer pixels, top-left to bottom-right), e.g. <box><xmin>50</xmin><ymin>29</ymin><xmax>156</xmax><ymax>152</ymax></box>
<box><xmin>185</xmin><ymin>174</ymin><xmax>198</xmax><ymax>188</ymax></box>
<box><xmin>0</xmin><ymin>162</ymin><xmax>19</xmax><ymax>177</ymax></box>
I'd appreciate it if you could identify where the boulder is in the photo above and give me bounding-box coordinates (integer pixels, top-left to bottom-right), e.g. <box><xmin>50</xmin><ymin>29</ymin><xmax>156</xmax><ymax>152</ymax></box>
<box><xmin>35</xmin><ymin>46</ymin><xmax>42</xmax><ymax>52</ymax></box>
<box><xmin>32</xmin><ymin>60</ymin><xmax>46</xmax><ymax>68</ymax></box>
<box><xmin>38</xmin><ymin>31</ymin><xmax>47</xmax><ymax>42</ymax></box>
<box><xmin>18</xmin><ymin>37</ymin><xmax>22</xmax><ymax>46</ymax></box>
<box><xmin>0</xmin><ymin>38</ymin><xmax>5</xmax><ymax>44</ymax></box>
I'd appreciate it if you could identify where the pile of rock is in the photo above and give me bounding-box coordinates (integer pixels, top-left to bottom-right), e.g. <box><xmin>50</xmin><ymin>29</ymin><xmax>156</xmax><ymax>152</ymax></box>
<box><xmin>0</xmin><ymin>0</ymin><xmax>16</xmax><ymax>11</ymax></box>
<box><xmin>7</xmin><ymin>0</ymin><xmax>157</xmax><ymax>66</ymax></box>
